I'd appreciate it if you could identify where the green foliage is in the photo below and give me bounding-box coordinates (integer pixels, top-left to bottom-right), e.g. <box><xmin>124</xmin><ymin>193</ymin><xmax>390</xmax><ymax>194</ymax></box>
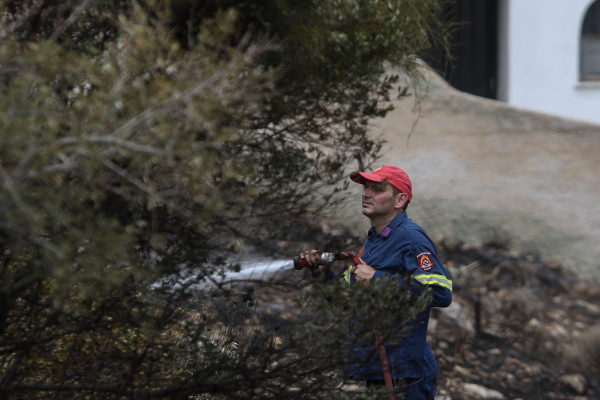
<box><xmin>0</xmin><ymin>0</ymin><xmax>449</xmax><ymax>398</ymax></box>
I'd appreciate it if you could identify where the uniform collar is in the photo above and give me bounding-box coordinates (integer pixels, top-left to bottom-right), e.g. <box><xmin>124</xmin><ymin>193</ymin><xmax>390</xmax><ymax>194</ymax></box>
<box><xmin>367</xmin><ymin>212</ymin><xmax>408</xmax><ymax>239</ymax></box>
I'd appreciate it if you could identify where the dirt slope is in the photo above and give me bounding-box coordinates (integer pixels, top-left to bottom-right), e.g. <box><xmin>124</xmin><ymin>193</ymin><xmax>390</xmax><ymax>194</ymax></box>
<box><xmin>336</xmin><ymin>71</ymin><xmax>600</xmax><ymax>279</ymax></box>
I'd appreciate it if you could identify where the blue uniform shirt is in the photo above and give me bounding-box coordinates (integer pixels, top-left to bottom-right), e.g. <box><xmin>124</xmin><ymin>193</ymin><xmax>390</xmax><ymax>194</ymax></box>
<box><xmin>326</xmin><ymin>212</ymin><xmax>452</xmax><ymax>380</ymax></box>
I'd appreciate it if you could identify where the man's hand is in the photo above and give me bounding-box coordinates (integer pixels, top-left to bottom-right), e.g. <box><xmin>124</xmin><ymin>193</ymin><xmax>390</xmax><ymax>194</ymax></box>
<box><xmin>298</xmin><ymin>249</ymin><xmax>329</xmax><ymax>275</ymax></box>
<box><xmin>352</xmin><ymin>257</ymin><xmax>375</xmax><ymax>284</ymax></box>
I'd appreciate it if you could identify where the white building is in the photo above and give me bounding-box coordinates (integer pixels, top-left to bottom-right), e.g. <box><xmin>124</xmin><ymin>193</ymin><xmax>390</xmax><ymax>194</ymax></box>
<box><xmin>435</xmin><ymin>0</ymin><xmax>600</xmax><ymax>125</ymax></box>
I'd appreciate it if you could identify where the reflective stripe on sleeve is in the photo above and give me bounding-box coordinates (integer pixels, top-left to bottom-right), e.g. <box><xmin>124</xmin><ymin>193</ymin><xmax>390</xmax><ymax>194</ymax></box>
<box><xmin>343</xmin><ymin>266</ymin><xmax>353</xmax><ymax>284</ymax></box>
<box><xmin>413</xmin><ymin>274</ymin><xmax>453</xmax><ymax>291</ymax></box>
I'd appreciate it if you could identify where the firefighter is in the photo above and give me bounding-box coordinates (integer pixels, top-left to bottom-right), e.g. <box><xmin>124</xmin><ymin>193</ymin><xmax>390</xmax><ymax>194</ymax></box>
<box><xmin>300</xmin><ymin>165</ymin><xmax>452</xmax><ymax>400</ymax></box>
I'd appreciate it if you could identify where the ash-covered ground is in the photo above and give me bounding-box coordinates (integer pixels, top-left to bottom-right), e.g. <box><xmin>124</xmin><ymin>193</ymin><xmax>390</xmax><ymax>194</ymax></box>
<box><xmin>247</xmin><ymin>243</ymin><xmax>600</xmax><ymax>400</ymax></box>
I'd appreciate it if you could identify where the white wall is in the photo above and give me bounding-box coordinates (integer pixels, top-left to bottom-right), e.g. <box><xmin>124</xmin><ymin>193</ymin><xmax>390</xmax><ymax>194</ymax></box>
<box><xmin>501</xmin><ymin>0</ymin><xmax>600</xmax><ymax>125</ymax></box>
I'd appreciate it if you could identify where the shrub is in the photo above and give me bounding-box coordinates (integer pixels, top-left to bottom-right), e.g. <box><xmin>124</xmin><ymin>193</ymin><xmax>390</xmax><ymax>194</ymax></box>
<box><xmin>0</xmin><ymin>0</ymin><xmax>449</xmax><ymax>398</ymax></box>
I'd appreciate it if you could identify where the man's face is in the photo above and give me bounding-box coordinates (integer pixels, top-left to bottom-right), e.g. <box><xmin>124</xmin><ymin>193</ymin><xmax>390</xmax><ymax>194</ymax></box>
<box><xmin>361</xmin><ymin>181</ymin><xmax>397</xmax><ymax>219</ymax></box>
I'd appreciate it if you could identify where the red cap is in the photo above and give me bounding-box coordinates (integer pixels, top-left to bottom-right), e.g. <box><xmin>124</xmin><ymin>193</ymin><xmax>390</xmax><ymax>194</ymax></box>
<box><xmin>350</xmin><ymin>165</ymin><xmax>413</xmax><ymax>201</ymax></box>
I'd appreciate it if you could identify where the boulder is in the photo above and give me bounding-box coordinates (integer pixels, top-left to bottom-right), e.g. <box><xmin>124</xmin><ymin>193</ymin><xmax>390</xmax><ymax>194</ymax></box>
<box><xmin>544</xmin><ymin>260</ymin><xmax>562</xmax><ymax>271</ymax></box>
<box><xmin>487</xmin><ymin>348</ymin><xmax>502</xmax><ymax>355</ymax></box>
<box><xmin>547</xmin><ymin>324</ymin><xmax>569</xmax><ymax>338</ymax></box>
<box><xmin>439</xmin><ymin>301</ymin><xmax>474</xmax><ymax>334</ymax></box>
<box><xmin>435</xmin><ymin>389</ymin><xmax>452</xmax><ymax>400</ymax></box>
<box><xmin>454</xmin><ymin>365</ymin><xmax>477</xmax><ymax>381</ymax></box>
<box><xmin>559</xmin><ymin>374</ymin><xmax>587</xmax><ymax>394</ymax></box>
<box><xmin>463</xmin><ymin>383</ymin><xmax>504</xmax><ymax>399</ymax></box>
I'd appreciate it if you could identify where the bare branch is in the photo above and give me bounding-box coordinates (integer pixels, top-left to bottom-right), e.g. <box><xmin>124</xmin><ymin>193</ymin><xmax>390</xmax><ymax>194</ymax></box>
<box><xmin>50</xmin><ymin>0</ymin><xmax>96</xmax><ymax>41</ymax></box>
<box><xmin>0</xmin><ymin>0</ymin><xmax>46</xmax><ymax>39</ymax></box>
<box><xmin>0</xmin><ymin>222</ymin><xmax>65</xmax><ymax>258</ymax></box>
<box><xmin>101</xmin><ymin>160</ymin><xmax>158</xmax><ymax>199</ymax></box>
<box><xmin>11</xmin><ymin>383</ymin><xmax>127</xmax><ymax>395</ymax></box>
<box><xmin>0</xmin><ymin>163</ymin><xmax>33</xmax><ymax>218</ymax></box>
<box><xmin>56</xmin><ymin>135</ymin><xmax>167</xmax><ymax>156</ymax></box>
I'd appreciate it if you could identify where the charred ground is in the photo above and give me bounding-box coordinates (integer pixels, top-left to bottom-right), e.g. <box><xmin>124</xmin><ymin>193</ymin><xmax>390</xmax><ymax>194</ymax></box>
<box><xmin>243</xmin><ymin>242</ymin><xmax>600</xmax><ymax>400</ymax></box>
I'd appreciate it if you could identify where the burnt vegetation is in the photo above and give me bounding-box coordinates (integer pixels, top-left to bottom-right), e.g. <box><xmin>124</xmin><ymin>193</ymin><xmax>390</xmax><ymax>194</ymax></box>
<box><xmin>428</xmin><ymin>243</ymin><xmax>600</xmax><ymax>399</ymax></box>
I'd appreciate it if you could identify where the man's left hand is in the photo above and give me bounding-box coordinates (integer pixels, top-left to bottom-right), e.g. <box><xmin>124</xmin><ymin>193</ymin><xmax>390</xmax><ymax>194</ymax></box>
<box><xmin>352</xmin><ymin>257</ymin><xmax>375</xmax><ymax>283</ymax></box>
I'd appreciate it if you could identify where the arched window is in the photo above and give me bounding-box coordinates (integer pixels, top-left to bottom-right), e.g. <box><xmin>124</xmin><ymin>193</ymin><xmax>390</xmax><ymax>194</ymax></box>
<box><xmin>582</xmin><ymin>0</ymin><xmax>600</xmax><ymax>80</ymax></box>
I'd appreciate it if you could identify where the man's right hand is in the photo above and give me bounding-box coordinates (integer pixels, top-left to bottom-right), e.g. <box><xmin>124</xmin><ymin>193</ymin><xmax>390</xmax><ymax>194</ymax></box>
<box><xmin>298</xmin><ymin>249</ymin><xmax>330</xmax><ymax>275</ymax></box>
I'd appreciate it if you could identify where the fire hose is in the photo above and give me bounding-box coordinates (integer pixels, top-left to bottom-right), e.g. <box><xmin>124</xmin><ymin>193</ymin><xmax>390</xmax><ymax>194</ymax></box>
<box><xmin>293</xmin><ymin>252</ymin><xmax>396</xmax><ymax>400</ymax></box>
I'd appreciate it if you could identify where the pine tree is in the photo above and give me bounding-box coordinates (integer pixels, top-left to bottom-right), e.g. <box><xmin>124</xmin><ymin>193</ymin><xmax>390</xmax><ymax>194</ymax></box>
<box><xmin>0</xmin><ymin>1</ymin><xmax>447</xmax><ymax>398</ymax></box>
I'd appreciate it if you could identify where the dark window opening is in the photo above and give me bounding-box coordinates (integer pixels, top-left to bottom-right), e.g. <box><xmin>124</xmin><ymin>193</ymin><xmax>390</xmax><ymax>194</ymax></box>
<box><xmin>423</xmin><ymin>0</ymin><xmax>499</xmax><ymax>99</ymax></box>
<box><xmin>582</xmin><ymin>0</ymin><xmax>600</xmax><ymax>81</ymax></box>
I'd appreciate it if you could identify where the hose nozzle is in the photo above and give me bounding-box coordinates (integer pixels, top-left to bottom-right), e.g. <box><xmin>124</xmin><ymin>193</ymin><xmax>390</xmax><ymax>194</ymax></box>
<box><xmin>293</xmin><ymin>252</ymin><xmax>359</xmax><ymax>270</ymax></box>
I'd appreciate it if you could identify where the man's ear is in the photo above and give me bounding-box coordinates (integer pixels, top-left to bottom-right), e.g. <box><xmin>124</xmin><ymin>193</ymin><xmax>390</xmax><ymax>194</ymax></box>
<box><xmin>394</xmin><ymin>193</ymin><xmax>408</xmax><ymax>210</ymax></box>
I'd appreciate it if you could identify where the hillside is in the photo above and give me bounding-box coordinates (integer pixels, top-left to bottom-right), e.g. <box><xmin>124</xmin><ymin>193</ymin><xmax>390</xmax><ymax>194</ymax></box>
<box><xmin>429</xmin><ymin>243</ymin><xmax>600</xmax><ymax>400</ymax></box>
<box><xmin>334</xmin><ymin>71</ymin><xmax>600</xmax><ymax>279</ymax></box>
